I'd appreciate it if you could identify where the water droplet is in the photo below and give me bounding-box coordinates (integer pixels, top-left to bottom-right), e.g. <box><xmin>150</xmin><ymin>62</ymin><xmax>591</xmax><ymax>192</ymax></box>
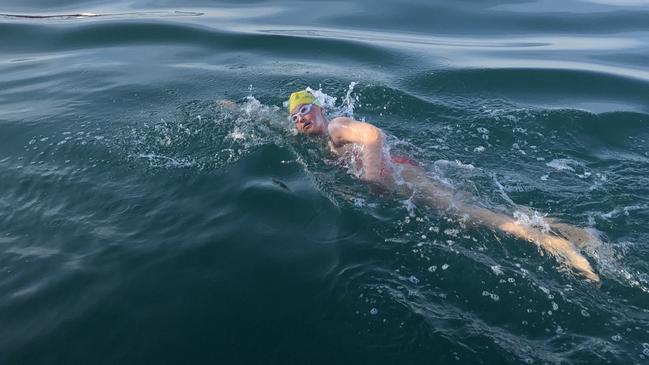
<box><xmin>482</xmin><ymin>291</ymin><xmax>500</xmax><ymax>301</ymax></box>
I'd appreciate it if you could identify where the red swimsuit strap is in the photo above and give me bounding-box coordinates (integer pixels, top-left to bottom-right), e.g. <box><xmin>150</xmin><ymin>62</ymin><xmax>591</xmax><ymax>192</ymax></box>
<box><xmin>391</xmin><ymin>155</ymin><xmax>418</xmax><ymax>167</ymax></box>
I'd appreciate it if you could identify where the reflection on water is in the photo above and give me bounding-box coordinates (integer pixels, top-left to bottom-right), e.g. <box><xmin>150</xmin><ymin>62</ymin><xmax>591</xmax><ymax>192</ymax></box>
<box><xmin>0</xmin><ymin>11</ymin><xmax>204</xmax><ymax>20</ymax></box>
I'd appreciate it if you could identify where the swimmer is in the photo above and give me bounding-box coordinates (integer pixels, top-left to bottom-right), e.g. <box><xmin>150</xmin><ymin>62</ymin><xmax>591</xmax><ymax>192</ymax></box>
<box><xmin>288</xmin><ymin>89</ymin><xmax>600</xmax><ymax>282</ymax></box>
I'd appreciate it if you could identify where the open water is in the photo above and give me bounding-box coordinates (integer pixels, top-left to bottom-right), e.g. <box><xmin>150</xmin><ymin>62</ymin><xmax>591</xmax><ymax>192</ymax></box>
<box><xmin>1</xmin><ymin>0</ymin><xmax>649</xmax><ymax>364</ymax></box>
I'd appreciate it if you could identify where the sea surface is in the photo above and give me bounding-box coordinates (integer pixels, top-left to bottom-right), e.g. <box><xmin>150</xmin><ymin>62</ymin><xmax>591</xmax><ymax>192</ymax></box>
<box><xmin>1</xmin><ymin>0</ymin><xmax>649</xmax><ymax>364</ymax></box>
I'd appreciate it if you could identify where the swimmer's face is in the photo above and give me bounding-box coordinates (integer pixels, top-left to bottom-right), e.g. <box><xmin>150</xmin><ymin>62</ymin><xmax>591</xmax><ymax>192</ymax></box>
<box><xmin>290</xmin><ymin>104</ymin><xmax>327</xmax><ymax>135</ymax></box>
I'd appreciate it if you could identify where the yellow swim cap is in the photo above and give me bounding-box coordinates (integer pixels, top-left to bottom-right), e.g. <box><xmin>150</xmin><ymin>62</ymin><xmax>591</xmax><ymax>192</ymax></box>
<box><xmin>288</xmin><ymin>90</ymin><xmax>319</xmax><ymax>113</ymax></box>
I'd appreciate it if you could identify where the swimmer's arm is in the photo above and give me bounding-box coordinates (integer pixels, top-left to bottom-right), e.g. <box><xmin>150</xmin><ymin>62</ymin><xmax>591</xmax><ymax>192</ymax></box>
<box><xmin>328</xmin><ymin>117</ymin><xmax>385</xmax><ymax>182</ymax></box>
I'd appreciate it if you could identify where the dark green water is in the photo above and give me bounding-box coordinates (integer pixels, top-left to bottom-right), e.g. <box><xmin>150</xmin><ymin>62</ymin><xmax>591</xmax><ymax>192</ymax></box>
<box><xmin>1</xmin><ymin>1</ymin><xmax>649</xmax><ymax>364</ymax></box>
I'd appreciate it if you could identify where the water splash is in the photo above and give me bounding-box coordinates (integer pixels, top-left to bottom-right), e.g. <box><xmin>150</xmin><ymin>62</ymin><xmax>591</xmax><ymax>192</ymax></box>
<box><xmin>305</xmin><ymin>82</ymin><xmax>359</xmax><ymax>118</ymax></box>
<box><xmin>340</xmin><ymin>81</ymin><xmax>358</xmax><ymax>117</ymax></box>
<box><xmin>306</xmin><ymin>86</ymin><xmax>338</xmax><ymax>111</ymax></box>
<box><xmin>514</xmin><ymin>210</ymin><xmax>551</xmax><ymax>233</ymax></box>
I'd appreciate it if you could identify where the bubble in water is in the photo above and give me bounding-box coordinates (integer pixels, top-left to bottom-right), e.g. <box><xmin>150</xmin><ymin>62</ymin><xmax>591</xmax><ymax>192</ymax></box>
<box><xmin>408</xmin><ymin>275</ymin><xmax>420</xmax><ymax>284</ymax></box>
<box><xmin>444</xmin><ymin>229</ymin><xmax>459</xmax><ymax>237</ymax></box>
<box><xmin>482</xmin><ymin>291</ymin><xmax>500</xmax><ymax>301</ymax></box>
<box><xmin>611</xmin><ymin>334</ymin><xmax>622</xmax><ymax>342</ymax></box>
<box><xmin>370</xmin><ymin>308</ymin><xmax>378</xmax><ymax>315</ymax></box>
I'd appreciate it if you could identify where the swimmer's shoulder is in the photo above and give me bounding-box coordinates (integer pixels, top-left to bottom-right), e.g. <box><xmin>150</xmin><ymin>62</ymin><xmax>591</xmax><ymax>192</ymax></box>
<box><xmin>327</xmin><ymin>117</ymin><xmax>353</xmax><ymax>143</ymax></box>
<box><xmin>329</xmin><ymin>116</ymin><xmax>382</xmax><ymax>145</ymax></box>
<box><xmin>329</xmin><ymin>116</ymin><xmax>354</xmax><ymax>127</ymax></box>
<box><xmin>329</xmin><ymin>116</ymin><xmax>371</xmax><ymax>132</ymax></box>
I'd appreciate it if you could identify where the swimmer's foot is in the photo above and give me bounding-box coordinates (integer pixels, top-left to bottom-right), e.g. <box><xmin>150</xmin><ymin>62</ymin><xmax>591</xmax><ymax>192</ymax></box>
<box><xmin>539</xmin><ymin>234</ymin><xmax>600</xmax><ymax>283</ymax></box>
<box><xmin>498</xmin><ymin>221</ymin><xmax>600</xmax><ymax>283</ymax></box>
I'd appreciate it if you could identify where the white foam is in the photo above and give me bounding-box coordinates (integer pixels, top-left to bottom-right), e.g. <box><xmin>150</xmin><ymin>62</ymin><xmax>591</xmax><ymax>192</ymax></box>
<box><xmin>546</xmin><ymin>158</ymin><xmax>579</xmax><ymax>172</ymax></box>
<box><xmin>137</xmin><ymin>153</ymin><xmax>195</xmax><ymax>168</ymax></box>
<box><xmin>228</xmin><ymin>127</ymin><xmax>246</xmax><ymax>141</ymax></box>
<box><xmin>600</xmin><ymin>204</ymin><xmax>648</xmax><ymax>219</ymax></box>
<box><xmin>490</xmin><ymin>265</ymin><xmax>504</xmax><ymax>276</ymax></box>
<box><xmin>434</xmin><ymin>159</ymin><xmax>475</xmax><ymax>170</ymax></box>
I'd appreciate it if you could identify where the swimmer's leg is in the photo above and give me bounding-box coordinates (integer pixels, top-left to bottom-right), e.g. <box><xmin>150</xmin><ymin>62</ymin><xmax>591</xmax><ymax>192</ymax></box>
<box><xmin>458</xmin><ymin>204</ymin><xmax>600</xmax><ymax>282</ymax></box>
<box><xmin>392</xmin><ymin>164</ymin><xmax>600</xmax><ymax>282</ymax></box>
<box><xmin>547</xmin><ymin>220</ymin><xmax>604</xmax><ymax>250</ymax></box>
